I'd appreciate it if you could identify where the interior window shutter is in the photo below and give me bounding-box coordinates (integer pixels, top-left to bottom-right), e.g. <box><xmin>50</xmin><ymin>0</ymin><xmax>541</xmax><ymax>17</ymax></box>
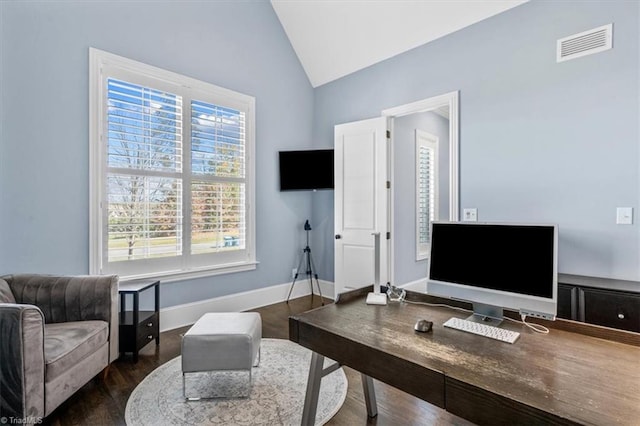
<box><xmin>190</xmin><ymin>100</ymin><xmax>247</xmax><ymax>254</ymax></box>
<box><xmin>92</xmin><ymin>48</ymin><xmax>256</xmax><ymax>279</ymax></box>
<box><xmin>106</xmin><ymin>78</ymin><xmax>183</xmax><ymax>262</ymax></box>
<box><xmin>415</xmin><ymin>129</ymin><xmax>438</xmax><ymax>261</ymax></box>
<box><xmin>418</xmin><ymin>145</ymin><xmax>434</xmax><ymax>245</ymax></box>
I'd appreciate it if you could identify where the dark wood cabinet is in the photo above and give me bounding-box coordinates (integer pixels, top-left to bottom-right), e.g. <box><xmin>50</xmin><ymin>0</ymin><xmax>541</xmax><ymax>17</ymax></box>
<box><xmin>557</xmin><ymin>283</ymin><xmax>577</xmax><ymax>320</ymax></box>
<box><xmin>118</xmin><ymin>279</ymin><xmax>160</xmax><ymax>362</ymax></box>
<box><xmin>581</xmin><ymin>288</ymin><xmax>640</xmax><ymax>332</ymax></box>
<box><xmin>557</xmin><ymin>274</ymin><xmax>640</xmax><ymax>333</ymax></box>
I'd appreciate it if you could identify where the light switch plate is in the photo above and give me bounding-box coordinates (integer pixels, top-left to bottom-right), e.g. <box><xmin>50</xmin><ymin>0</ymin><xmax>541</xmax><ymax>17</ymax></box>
<box><xmin>616</xmin><ymin>207</ymin><xmax>633</xmax><ymax>225</ymax></box>
<box><xmin>463</xmin><ymin>208</ymin><xmax>478</xmax><ymax>222</ymax></box>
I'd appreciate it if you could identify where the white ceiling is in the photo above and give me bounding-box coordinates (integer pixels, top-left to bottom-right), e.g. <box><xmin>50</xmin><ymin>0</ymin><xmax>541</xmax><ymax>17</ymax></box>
<box><xmin>271</xmin><ymin>0</ymin><xmax>528</xmax><ymax>88</ymax></box>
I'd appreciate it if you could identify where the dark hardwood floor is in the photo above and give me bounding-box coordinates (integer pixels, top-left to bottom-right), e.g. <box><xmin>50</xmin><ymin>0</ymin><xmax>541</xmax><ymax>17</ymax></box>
<box><xmin>44</xmin><ymin>296</ymin><xmax>473</xmax><ymax>426</ymax></box>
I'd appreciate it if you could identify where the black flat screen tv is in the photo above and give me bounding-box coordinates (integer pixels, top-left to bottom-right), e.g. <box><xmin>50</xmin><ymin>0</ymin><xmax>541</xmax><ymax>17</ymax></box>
<box><xmin>279</xmin><ymin>149</ymin><xmax>334</xmax><ymax>191</ymax></box>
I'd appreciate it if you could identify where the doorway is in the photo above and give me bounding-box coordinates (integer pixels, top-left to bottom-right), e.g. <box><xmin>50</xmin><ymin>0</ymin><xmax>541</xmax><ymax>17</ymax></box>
<box><xmin>333</xmin><ymin>91</ymin><xmax>459</xmax><ymax>298</ymax></box>
<box><xmin>383</xmin><ymin>91</ymin><xmax>460</xmax><ymax>291</ymax></box>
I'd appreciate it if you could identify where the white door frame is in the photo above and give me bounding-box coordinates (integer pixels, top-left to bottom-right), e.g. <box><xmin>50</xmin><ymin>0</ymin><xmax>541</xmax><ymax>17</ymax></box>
<box><xmin>382</xmin><ymin>91</ymin><xmax>460</xmax><ymax>288</ymax></box>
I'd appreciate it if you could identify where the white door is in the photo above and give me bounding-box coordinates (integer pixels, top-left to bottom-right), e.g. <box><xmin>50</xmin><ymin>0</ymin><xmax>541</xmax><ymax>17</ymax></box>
<box><xmin>334</xmin><ymin>117</ymin><xmax>389</xmax><ymax>298</ymax></box>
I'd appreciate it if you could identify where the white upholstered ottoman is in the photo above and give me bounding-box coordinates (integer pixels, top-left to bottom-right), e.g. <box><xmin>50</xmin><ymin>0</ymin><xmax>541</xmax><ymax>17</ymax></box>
<box><xmin>181</xmin><ymin>312</ymin><xmax>261</xmax><ymax>399</ymax></box>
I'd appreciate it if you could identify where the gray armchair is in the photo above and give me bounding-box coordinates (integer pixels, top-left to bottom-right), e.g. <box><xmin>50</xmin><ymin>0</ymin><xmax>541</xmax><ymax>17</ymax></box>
<box><xmin>0</xmin><ymin>274</ymin><xmax>118</xmax><ymax>420</ymax></box>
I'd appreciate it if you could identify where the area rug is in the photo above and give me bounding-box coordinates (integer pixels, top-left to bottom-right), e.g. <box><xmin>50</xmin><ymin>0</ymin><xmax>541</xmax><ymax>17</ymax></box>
<box><xmin>125</xmin><ymin>338</ymin><xmax>347</xmax><ymax>425</ymax></box>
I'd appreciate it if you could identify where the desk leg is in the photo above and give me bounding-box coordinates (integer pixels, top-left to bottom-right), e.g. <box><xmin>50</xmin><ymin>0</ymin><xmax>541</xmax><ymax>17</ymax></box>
<box><xmin>301</xmin><ymin>352</ymin><xmax>324</xmax><ymax>426</ymax></box>
<box><xmin>362</xmin><ymin>374</ymin><xmax>378</xmax><ymax>418</ymax></box>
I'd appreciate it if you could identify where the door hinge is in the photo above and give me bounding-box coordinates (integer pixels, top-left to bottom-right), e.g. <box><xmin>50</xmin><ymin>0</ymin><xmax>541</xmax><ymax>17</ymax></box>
<box><xmin>386</xmin><ymin>232</ymin><xmax>391</xmax><ymax>240</ymax></box>
<box><xmin>386</xmin><ymin>130</ymin><xmax>391</xmax><ymax>139</ymax></box>
<box><xmin>386</xmin><ymin>181</ymin><xmax>391</xmax><ymax>189</ymax></box>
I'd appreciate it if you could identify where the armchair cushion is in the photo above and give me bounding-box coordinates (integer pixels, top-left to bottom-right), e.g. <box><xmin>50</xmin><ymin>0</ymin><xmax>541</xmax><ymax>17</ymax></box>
<box><xmin>0</xmin><ymin>278</ymin><xmax>16</xmax><ymax>303</ymax></box>
<box><xmin>44</xmin><ymin>321</ymin><xmax>108</xmax><ymax>382</ymax></box>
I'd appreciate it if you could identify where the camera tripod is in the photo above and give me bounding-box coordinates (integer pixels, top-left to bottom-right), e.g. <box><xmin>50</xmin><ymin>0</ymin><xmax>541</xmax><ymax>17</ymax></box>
<box><xmin>286</xmin><ymin>220</ymin><xmax>325</xmax><ymax>305</ymax></box>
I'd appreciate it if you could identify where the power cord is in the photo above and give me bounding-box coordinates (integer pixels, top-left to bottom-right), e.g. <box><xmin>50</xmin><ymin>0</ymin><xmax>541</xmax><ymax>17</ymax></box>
<box><xmin>503</xmin><ymin>314</ymin><xmax>550</xmax><ymax>334</ymax></box>
<box><xmin>403</xmin><ymin>299</ymin><xmax>472</xmax><ymax>314</ymax></box>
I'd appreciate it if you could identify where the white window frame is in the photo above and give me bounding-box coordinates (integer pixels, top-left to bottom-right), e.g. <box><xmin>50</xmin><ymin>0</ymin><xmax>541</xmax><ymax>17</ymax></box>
<box><xmin>415</xmin><ymin>129</ymin><xmax>439</xmax><ymax>261</ymax></box>
<box><xmin>89</xmin><ymin>48</ymin><xmax>256</xmax><ymax>282</ymax></box>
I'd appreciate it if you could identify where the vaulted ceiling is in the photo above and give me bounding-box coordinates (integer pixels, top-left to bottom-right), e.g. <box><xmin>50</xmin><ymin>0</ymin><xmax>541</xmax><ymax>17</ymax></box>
<box><xmin>271</xmin><ymin>0</ymin><xmax>529</xmax><ymax>87</ymax></box>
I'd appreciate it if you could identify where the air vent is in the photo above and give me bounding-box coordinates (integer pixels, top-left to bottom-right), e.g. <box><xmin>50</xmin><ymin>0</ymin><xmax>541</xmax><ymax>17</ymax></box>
<box><xmin>557</xmin><ymin>24</ymin><xmax>613</xmax><ymax>63</ymax></box>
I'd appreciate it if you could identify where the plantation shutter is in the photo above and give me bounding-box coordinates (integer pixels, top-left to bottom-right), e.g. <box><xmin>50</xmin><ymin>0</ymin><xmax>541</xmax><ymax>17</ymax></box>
<box><xmin>416</xmin><ymin>130</ymin><xmax>438</xmax><ymax>260</ymax></box>
<box><xmin>190</xmin><ymin>101</ymin><xmax>247</xmax><ymax>255</ymax></box>
<box><xmin>106</xmin><ymin>78</ymin><xmax>184</xmax><ymax>262</ymax></box>
<box><xmin>418</xmin><ymin>145</ymin><xmax>435</xmax><ymax>245</ymax></box>
<box><xmin>91</xmin><ymin>48</ymin><xmax>256</xmax><ymax>279</ymax></box>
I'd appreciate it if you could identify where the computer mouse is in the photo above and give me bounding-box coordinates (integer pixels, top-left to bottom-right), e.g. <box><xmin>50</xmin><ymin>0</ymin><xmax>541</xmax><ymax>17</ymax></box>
<box><xmin>414</xmin><ymin>319</ymin><xmax>433</xmax><ymax>333</ymax></box>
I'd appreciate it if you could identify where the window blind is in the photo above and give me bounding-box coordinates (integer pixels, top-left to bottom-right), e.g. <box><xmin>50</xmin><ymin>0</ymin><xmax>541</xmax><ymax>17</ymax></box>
<box><xmin>107</xmin><ymin>79</ymin><xmax>182</xmax><ymax>172</ymax></box>
<box><xmin>91</xmin><ymin>48</ymin><xmax>256</xmax><ymax>279</ymax></box>
<box><xmin>415</xmin><ymin>129</ymin><xmax>438</xmax><ymax>261</ymax></box>
<box><xmin>190</xmin><ymin>100</ymin><xmax>246</xmax><ymax>255</ymax></box>
<box><xmin>191</xmin><ymin>101</ymin><xmax>245</xmax><ymax>178</ymax></box>
<box><xmin>418</xmin><ymin>144</ymin><xmax>435</xmax><ymax>245</ymax></box>
<box><xmin>106</xmin><ymin>78</ymin><xmax>183</xmax><ymax>262</ymax></box>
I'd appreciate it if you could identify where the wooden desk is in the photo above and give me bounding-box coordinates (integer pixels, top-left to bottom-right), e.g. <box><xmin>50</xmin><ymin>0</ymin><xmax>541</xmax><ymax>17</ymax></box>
<box><xmin>289</xmin><ymin>288</ymin><xmax>640</xmax><ymax>425</ymax></box>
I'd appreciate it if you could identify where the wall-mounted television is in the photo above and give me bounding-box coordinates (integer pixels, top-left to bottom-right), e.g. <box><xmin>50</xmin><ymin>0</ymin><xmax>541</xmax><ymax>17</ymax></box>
<box><xmin>279</xmin><ymin>149</ymin><xmax>334</xmax><ymax>191</ymax></box>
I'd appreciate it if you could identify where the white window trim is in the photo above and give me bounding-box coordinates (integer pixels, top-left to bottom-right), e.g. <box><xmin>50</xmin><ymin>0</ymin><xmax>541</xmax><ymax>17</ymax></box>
<box><xmin>89</xmin><ymin>48</ymin><xmax>256</xmax><ymax>281</ymax></box>
<box><xmin>415</xmin><ymin>129</ymin><xmax>439</xmax><ymax>261</ymax></box>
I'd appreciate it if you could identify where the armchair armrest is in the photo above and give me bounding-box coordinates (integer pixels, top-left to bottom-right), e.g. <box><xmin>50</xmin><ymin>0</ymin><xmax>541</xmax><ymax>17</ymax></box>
<box><xmin>0</xmin><ymin>304</ymin><xmax>45</xmax><ymax>419</ymax></box>
<box><xmin>4</xmin><ymin>274</ymin><xmax>119</xmax><ymax>364</ymax></box>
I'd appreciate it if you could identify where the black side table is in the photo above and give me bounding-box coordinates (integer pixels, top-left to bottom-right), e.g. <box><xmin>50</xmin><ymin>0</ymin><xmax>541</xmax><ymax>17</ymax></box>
<box><xmin>118</xmin><ymin>279</ymin><xmax>160</xmax><ymax>362</ymax></box>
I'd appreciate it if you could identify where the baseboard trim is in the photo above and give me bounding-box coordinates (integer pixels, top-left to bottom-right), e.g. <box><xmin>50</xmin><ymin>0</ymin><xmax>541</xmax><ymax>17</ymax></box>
<box><xmin>160</xmin><ymin>279</ymin><xmax>334</xmax><ymax>332</ymax></box>
<box><xmin>398</xmin><ymin>278</ymin><xmax>427</xmax><ymax>293</ymax></box>
<box><xmin>159</xmin><ymin>278</ymin><xmax>430</xmax><ymax>332</ymax></box>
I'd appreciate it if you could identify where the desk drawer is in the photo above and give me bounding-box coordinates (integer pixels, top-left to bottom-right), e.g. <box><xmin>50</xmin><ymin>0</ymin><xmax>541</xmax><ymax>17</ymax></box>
<box><xmin>581</xmin><ymin>288</ymin><xmax>640</xmax><ymax>332</ymax></box>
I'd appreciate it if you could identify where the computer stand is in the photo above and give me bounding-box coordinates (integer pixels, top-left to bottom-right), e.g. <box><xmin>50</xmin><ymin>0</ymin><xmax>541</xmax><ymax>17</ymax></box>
<box><xmin>286</xmin><ymin>221</ymin><xmax>325</xmax><ymax>305</ymax></box>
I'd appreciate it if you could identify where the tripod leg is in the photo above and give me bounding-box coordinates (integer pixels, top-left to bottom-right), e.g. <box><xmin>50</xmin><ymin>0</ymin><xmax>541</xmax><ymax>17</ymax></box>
<box><xmin>287</xmin><ymin>252</ymin><xmax>307</xmax><ymax>303</ymax></box>
<box><xmin>305</xmin><ymin>249</ymin><xmax>314</xmax><ymax>302</ymax></box>
<box><xmin>308</xmin><ymin>251</ymin><xmax>325</xmax><ymax>305</ymax></box>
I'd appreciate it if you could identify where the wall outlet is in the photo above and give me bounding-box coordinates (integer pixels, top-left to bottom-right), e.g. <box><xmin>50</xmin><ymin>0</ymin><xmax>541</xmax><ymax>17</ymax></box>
<box><xmin>616</xmin><ymin>207</ymin><xmax>633</xmax><ymax>225</ymax></box>
<box><xmin>292</xmin><ymin>268</ymin><xmax>298</xmax><ymax>279</ymax></box>
<box><xmin>463</xmin><ymin>208</ymin><xmax>478</xmax><ymax>222</ymax></box>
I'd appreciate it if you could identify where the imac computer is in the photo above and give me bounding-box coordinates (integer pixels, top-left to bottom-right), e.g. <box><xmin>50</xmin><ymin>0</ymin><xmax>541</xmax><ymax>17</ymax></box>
<box><xmin>427</xmin><ymin>222</ymin><xmax>558</xmax><ymax>327</ymax></box>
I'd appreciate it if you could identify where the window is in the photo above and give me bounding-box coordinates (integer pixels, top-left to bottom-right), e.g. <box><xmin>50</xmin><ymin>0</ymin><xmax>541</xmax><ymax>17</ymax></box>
<box><xmin>415</xmin><ymin>129</ymin><xmax>438</xmax><ymax>260</ymax></box>
<box><xmin>90</xmin><ymin>49</ymin><xmax>255</xmax><ymax>281</ymax></box>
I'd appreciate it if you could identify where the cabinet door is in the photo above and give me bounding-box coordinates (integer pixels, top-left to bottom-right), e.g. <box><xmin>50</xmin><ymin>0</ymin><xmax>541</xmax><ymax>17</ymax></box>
<box><xmin>580</xmin><ymin>288</ymin><xmax>640</xmax><ymax>332</ymax></box>
<box><xmin>557</xmin><ymin>284</ymin><xmax>577</xmax><ymax>320</ymax></box>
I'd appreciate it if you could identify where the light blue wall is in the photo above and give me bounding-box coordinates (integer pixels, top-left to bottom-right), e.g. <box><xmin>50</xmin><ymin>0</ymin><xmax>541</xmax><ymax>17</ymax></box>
<box><xmin>2</xmin><ymin>0</ymin><xmax>638</xmax><ymax>307</ymax></box>
<box><xmin>394</xmin><ymin>111</ymin><xmax>449</xmax><ymax>286</ymax></box>
<box><xmin>0</xmin><ymin>0</ymin><xmax>314</xmax><ymax>307</ymax></box>
<box><xmin>313</xmin><ymin>0</ymin><xmax>640</xmax><ymax>282</ymax></box>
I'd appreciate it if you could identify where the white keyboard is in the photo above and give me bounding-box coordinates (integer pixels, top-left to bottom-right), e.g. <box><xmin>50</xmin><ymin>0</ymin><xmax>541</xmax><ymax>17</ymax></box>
<box><xmin>443</xmin><ymin>317</ymin><xmax>520</xmax><ymax>344</ymax></box>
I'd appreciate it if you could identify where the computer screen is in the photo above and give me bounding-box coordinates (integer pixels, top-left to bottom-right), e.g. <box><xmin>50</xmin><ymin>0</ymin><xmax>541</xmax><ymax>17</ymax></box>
<box><xmin>427</xmin><ymin>222</ymin><xmax>558</xmax><ymax>322</ymax></box>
